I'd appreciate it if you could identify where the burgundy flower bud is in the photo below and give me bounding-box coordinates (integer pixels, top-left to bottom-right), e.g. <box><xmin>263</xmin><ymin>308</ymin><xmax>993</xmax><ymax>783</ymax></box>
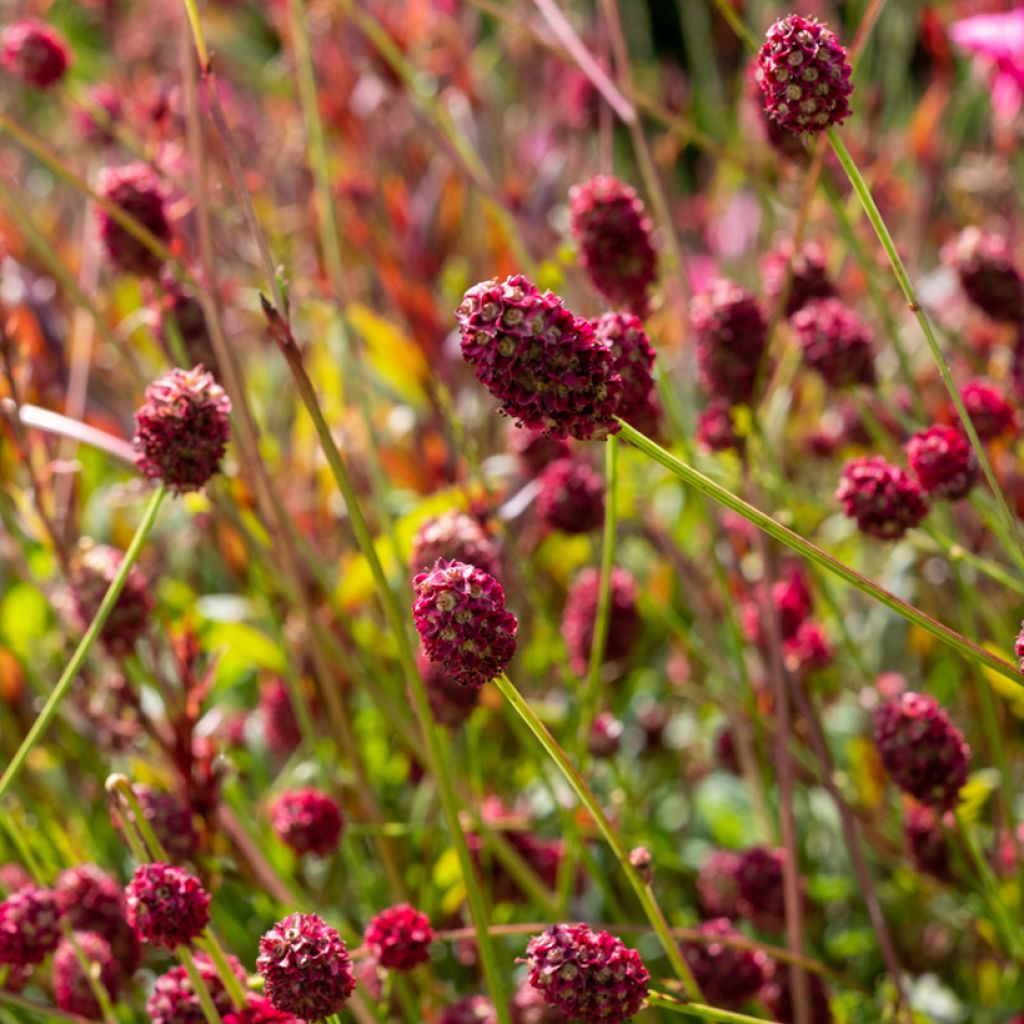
<box><xmin>735</xmin><ymin>847</ymin><xmax>788</xmax><ymax>932</ymax></box>
<box><xmin>524</xmin><ymin>924</ymin><xmax>649</xmax><ymax>1024</ymax></box>
<box><xmin>588</xmin><ymin>711</ymin><xmax>623</xmax><ymax>759</ymax></box>
<box><xmin>148</xmin><ymin>952</ymin><xmax>246</xmax><ymax>1024</ymax></box>
<box><xmin>628</xmin><ymin>846</ymin><xmax>654</xmax><ymax>885</ymax></box>
<box><xmin>681</xmin><ymin>918</ymin><xmax>767</xmax><ymax>1010</ymax></box>
<box><xmin>224</xmin><ymin>995</ymin><xmax>302</xmax><ymax>1024</ymax></box>
<box><xmin>116</xmin><ymin>785</ymin><xmax>199</xmax><ymax>862</ymax></box>
<box><xmin>956</xmin><ymin>379</ymin><xmax>1017</xmax><ymax>441</ymax></box>
<box><xmin>419</xmin><ymin>653</ymin><xmax>482</xmax><ymax>729</ymax></box>
<box><xmin>906</xmin><ymin>425</ymin><xmax>978</xmax><ymax>500</ymax></box>
<box><xmin>783</xmin><ymin>620</ymin><xmax>834</xmax><ymax>675</ymax></box>
<box><xmin>590</xmin><ymin>312</ymin><xmax>658</xmax><ymax>422</ymax></box>
<box><xmin>412</xmin><ymin>560</ymin><xmax>518</xmax><ymax>687</ymax></box>
<box><xmin>0</xmin><ymin>886</ymin><xmax>62</xmax><ymax>966</ymax></box>
<box><xmin>440</xmin><ymin>996</ymin><xmax>499</xmax><ymax>1024</ymax></box>
<box><xmin>53</xmin><ymin>932</ymin><xmax>119</xmax><ymax>1017</ymax></box>
<box><xmin>2</xmin><ymin>19</ymin><xmax>69</xmax><ymax>88</ymax></box>
<box><xmin>269</xmin><ymin>788</ymin><xmax>343</xmax><ymax>857</ymax></box>
<box><xmin>761</xmin><ymin>240</ymin><xmax>835</xmax><ymax>316</ymax></box>
<box><xmin>125</xmin><ymin>862</ymin><xmax>210</xmax><ymax>949</ymax></box>
<box><xmin>692</xmin><ymin>279</ymin><xmax>768</xmax><ymax>406</ymax></box>
<box><xmin>536</xmin><ymin>458</ymin><xmax>605</xmax><ymax>534</ymax></box>
<box><xmin>410</xmin><ymin>511</ymin><xmax>501</xmax><ymax>580</ymax></box>
<box><xmin>760</xmin><ymin>961</ymin><xmax>833</xmax><ymax>1024</ymax></box>
<box><xmin>696</xmin><ymin>401</ymin><xmax>744</xmax><ymax>453</ymax></box>
<box><xmin>569</xmin><ymin>176</ymin><xmax>658</xmax><ymax>317</ymax></box>
<box><xmin>561</xmin><ymin>567</ymin><xmax>640</xmax><ymax>677</ymax></box>
<box><xmin>942</xmin><ymin>227</ymin><xmax>1024</xmax><ymax>323</ymax></box>
<box><xmin>697</xmin><ymin>850</ymin><xmax>742</xmax><ymax>919</ymax></box>
<box><xmin>836</xmin><ymin>455</ymin><xmax>928</xmax><ymax>540</ymax></box>
<box><xmin>743</xmin><ymin>567</ymin><xmax>813</xmax><ymax>647</ymax></box>
<box><xmin>157</xmin><ymin>278</ymin><xmax>218</xmax><ymax>373</ymax></box>
<box><xmin>791</xmin><ymin>298</ymin><xmax>875</xmax><ymax>388</ymax></box>
<box><xmin>457</xmin><ymin>275</ymin><xmax>622</xmax><ymax>440</ymax></box>
<box><xmin>259</xmin><ymin>678</ymin><xmax>303</xmax><ymax>756</ymax></box>
<box><xmin>75</xmin><ymin>83</ymin><xmax>124</xmax><ymax>146</ymax></box>
<box><xmin>905</xmin><ymin>803</ymin><xmax>952</xmax><ymax>880</ymax></box>
<box><xmin>68</xmin><ymin>540</ymin><xmax>153</xmax><ymax>655</ymax></box>
<box><xmin>507</xmin><ymin>423</ymin><xmax>571</xmax><ymax>476</ymax></box>
<box><xmin>55</xmin><ymin>864</ymin><xmax>140</xmax><ymax>975</ymax></box>
<box><xmin>873</xmin><ymin>692</ymin><xmax>969</xmax><ymax>810</ymax></box>
<box><xmin>510</xmin><ymin>977</ymin><xmax>570</xmax><ymax>1024</ymax></box>
<box><xmin>133</xmin><ymin>366</ymin><xmax>232</xmax><ymax>493</ymax></box>
<box><xmin>97</xmin><ymin>163</ymin><xmax>172</xmax><ymax>277</ymax></box>
<box><xmin>757</xmin><ymin>15</ymin><xmax>853</xmax><ymax>134</ymax></box>
<box><xmin>363</xmin><ymin>904</ymin><xmax>433</xmax><ymax>971</ymax></box>
<box><xmin>257</xmin><ymin>912</ymin><xmax>355</xmax><ymax>1021</ymax></box>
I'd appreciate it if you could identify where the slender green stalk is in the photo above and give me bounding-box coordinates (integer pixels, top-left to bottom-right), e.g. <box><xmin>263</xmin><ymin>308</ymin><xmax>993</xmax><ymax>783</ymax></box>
<box><xmin>494</xmin><ymin>673</ymin><xmax>701</xmax><ymax>998</ymax></box>
<box><xmin>827</xmin><ymin>129</ymin><xmax>1024</xmax><ymax>564</ymax></box>
<box><xmin>0</xmin><ymin>989</ymin><xmax>98</xmax><ymax>1024</ymax></box>
<box><xmin>180</xmin><ymin>0</ymin><xmax>210</xmax><ymax>68</ymax></box>
<box><xmin>179</xmin><ymin>946</ymin><xmax>224</xmax><ymax>1024</ymax></box>
<box><xmin>616</xmin><ymin>420</ymin><xmax>1024</xmax><ymax>688</ymax></box>
<box><xmin>646</xmin><ymin>992</ymin><xmax>781</xmax><ymax>1024</ymax></box>
<box><xmin>0</xmin><ymin>485</ymin><xmax>165</xmax><ymax>801</ymax></box>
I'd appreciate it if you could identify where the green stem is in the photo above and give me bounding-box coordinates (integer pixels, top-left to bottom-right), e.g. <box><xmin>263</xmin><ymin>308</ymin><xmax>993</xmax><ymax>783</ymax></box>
<box><xmin>646</xmin><ymin>992</ymin><xmax>780</xmax><ymax>1024</ymax></box>
<box><xmin>0</xmin><ymin>485</ymin><xmax>165</xmax><ymax>802</ymax></box>
<box><xmin>178</xmin><ymin>946</ymin><xmax>225</xmax><ymax>1024</ymax></box>
<box><xmin>616</xmin><ymin>420</ymin><xmax>1024</xmax><ymax>688</ymax></box>
<box><xmin>494</xmin><ymin>673</ymin><xmax>701</xmax><ymax>998</ymax></box>
<box><xmin>826</xmin><ymin>128</ymin><xmax>1024</xmax><ymax>565</ymax></box>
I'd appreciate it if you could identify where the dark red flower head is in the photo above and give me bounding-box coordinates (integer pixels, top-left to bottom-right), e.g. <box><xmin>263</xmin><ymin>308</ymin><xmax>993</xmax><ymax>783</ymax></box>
<box><xmin>270</xmin><ymin>788</ymin><xmax>344</xmax><ymax>857</ymax></box>
<box><xmin>412</xmin><ymin>560</ymin><xmax>518</xmax><ymax>687</ymax></box>
<box><xmin>259</xmin><ymin>678</ymin><xmax>303</xmax><ymax>757</ymax></box>
<box><xmin>956</xmin><ymin>379</ymin><xmax>1017</xmax><ymax>441</ymax></box>
<box><xmin>561</xmin><ymin>567</ymin><xmax>640</xmax><ymax>677</ymax></box>
<box><xmin>53</xmin><ymin>932</ymin><xmax>119</xmax><ymax>1017</ymax></box>
<box><xmin>507</xmin><ymin>423</ymin><xmax>571</xmax><ymax>476</ymax></box>
<box><xmin>761</xmin><ymin>240</ymin><xmax>835</xmax><ymax>316</ymax></box>
<box><xmin>906</xmin><ymin>425</ymin><xmax>978</xmax><ymax>500</ymax></box>
<box><xmin>873</xmin><ymin>692</ymin><xmax>969</xmax><ymax>810</ymax></box>
<box><xmin>791</xmin><ymin>298</ymin><xmax>875</xmax><ymax>389</ymax></box>
<box><xmin>97</xmin><ymin>163</ymin><xmax>172</xmax><ymax>278</ymax></box>
<box><xmin>148</xmin><ymin>952</ymin><xmax>246</xmax><ymax>1024</ymax></box>
<box><xmin>410</xmin><ymin>511</ymin><xmax>501</xmax><ymax>580</ymax></box>
<box><xmin>681</xmin><ymin>918</ymin><xmax>767</xmax><ymax>1010</ymax></box>
<box><xmin>133</xmin><ymin>366</ymin><xmax>232</xmax><ymax>493</ymax></box>
<box><xmin>457</xmin><ymin>275</ymin><xmax>622</xmax><ymax>440</ymax></box>
<box><xmin>2</xmin><ymin>19</ymin><xmax>70</xmax><ymax>88</ymax></box>
<box><xmin>257</xmin><ymin>912</ymin><xmax>355</xmax><ymax>1021</ymax></box>
<box><xmin>735</xmin><ymin>847</ymin><xmax>788</xmax><ymax>932</ymax></box>
<box><xmin>536</xmin><ymin>458</ymin><xmax>605</xmax><ymax>534</ymax></box>
<box><xmin>942</xmin><ymin>227</ymin><xmax>1024</xmax><ymax>323</ymax></box>
<box><xmin>55</xmin><ymin>864</ymin><xmax>140</xmax><ymax>974</ymax></box>
<box><xmin>439</xmin><ymin>996</ymin><xmax>499</xmax><ymax>1024</ymax></box>
<box><xmin>757</xmin><ymin>15</ymin><xmax>853</xmax><ymax>134</ymax></box>
<box><xmin>904</xmin><ymin>803</ymin><xmax>951</xmax><ymax>880</ymax></box>
<box><xmin>116</xmin><ymin>785</ymin><xmax>199</xmax><ymax>862</ymax></box>
<box><xmin>696</xmin><ymin>400</ymin><xmax>744</xmax><ymax>453</ymax></box>
<box><xmin>0</xmin><ymin>885</ymin><xmax>62</xmax><ymax>966</ymax></box>
<box><xmin>590</xmin><ymin>312</ymin><xmax>658</xmax><ymax>424</ymax></box>
<box><xmin>836</xmin><ymin>455</ymin><xmax>928</xmax><ymax>540</ymax></box>
<box><xmin>363</xmin><ymin>903</ymin><xmax>434</xmax><ymax>971</ymax></box>
<box><xmin>125</xmin><ymin>862</ymin><xmax>210</xmax><ymax>950</ymax></box>
<box><xmin>524</xmin><ymin>924</ymin><xmax>649</xmax><ymax>1024</ymax></box>
<box><xmin>570</xmin><ymin>176</ymin><xmax>658</xmax><ymax>317</ymax></box>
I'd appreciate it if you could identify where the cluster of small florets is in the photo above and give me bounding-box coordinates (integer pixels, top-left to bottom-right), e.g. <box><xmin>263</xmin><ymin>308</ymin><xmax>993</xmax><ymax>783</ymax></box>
<box><xmin>68</xmin><ymin>540</ymin><xmax>154</xmax><ymax>655</ymax></box>
<box><xmin>873</xmin><ymin>692</ymin><xmax>970</xmax><ymax>810</ymax></box>
<box><xmin>0</xmin><ymin>885</ymin><xmax>62</xmax><ymax>966</ymax></box>
<box><xmin>52</xmin><ymin>931</ymin><xmax>119</xmax><ymax>1017</ymax></box>
<box><xmin>569</xmin><ymin>176</ymin><xmax>658</xmax><ymax>317</ymax></box>
<box><xmin>790</xmin><ymin>298</ymin><xmax>876</xmax><ymax>389</ymax></box>
<box><xmin>363</xmin><ymin>903</ymin><xmax>434</xmax><ymax>971</ymax></box>
<box><xmin>761</xmin><ymin>240</ymin><xmax>835</xmax><ymax>316</ymax></box>
<box><xmin>97</xmin><ymin>163</ymin><xmax>172</xmax><ymax>278</ymax></box>
<box><xmin>904</xmin><ymin>803</ymin><xmax>951</xmax><ymax>880</ymax></box>
<box><xmin>410</xmin><ymin>511</ymin><xmax>502</xmax><ymax>580</ymax></box>
<box><xmin>148</xmin><ymin>952</ymin><xmax>246</xmax><ymax>1024</ymax></box>
<box><xmin>55</xmin><ymin>864</ymin><xmax>140</xmax><ymax>971</ymax></box>
<box><xmin>561</xmin><ymin>567</ymin><xmax>641</xmax><ymax>677</ymax></box>
<box><xmin>117</xmin><ymin>785</ymin><xmax>199</xmax><ymax>862</ymax></box>
<box><xmin>536</xmin><ymin>458</ymin><xmax>605</xmax><ymax>534</ymax></box>
<box><xmin>760</xmin><ymin>961</ymin><xmax>833</xmax><ymax>1024</ymax></box>
<box><xmin>457</xmin><ymin>275</ymin><xmax>622</xmax><ymax>440</ymax></box>
<box><xmin>757</xmin><ymin>15</ymin><xmax>853</xmax><ymax>134</ymax></box>
<box><xmin>955</xmin><ymin>379</ymin><xmax>1017</xmax><ymax>441</ymax></box>
<box><xmin>680</xmin><ymin>918</ymin><xmax>766</xmax><ymax>1010</ymax></box>
<box><xmin>590</xmin><ymin>312</ymin><xmax>658</xmax><ymax>426</ymax></box>
<box><xmin>270</xmin><ymin>788</ymin><xmax>344</xmax><ymax>857</ymax></box>
<box><xmin>905</xmin><ymin>425</ymin><xmax>978</xmax><ymax>501</ymax></box>
<box><xmin>125</xmin><ymin>862</ymin><xmax>210</xmax><ymax>949</ymax></box>
<box><xmin>2</xmin><ymin>19</ymin><xmax>70</xmax><ymax>88</ymax></box>
<box><xmin>224</xmin><ymin>995</ymin><xmax>302</xmax><ymax>1024</ymax></box>
<box><xmin>412</xmin><ymin>560</ymin><xmax>518</xmax><ymax>687</ymax></box>
<box><xmin>836</xmin><ymin>455</ymin><xmax>928</xmax><ymax>540</ymax></box>
<box><xmin>691</xmin><ymin>278</ymin><xmax>769</xmax><ymax>407</ymax></box>
<box><xmin>133</xmin><ymin>366</ymin><xmax>232</xmax><ymax>493</ymax></box>
<box><xmin>942</xmin><ymin>227</ymin><xmax>1024</xmax><ymax>323</ymax></box>
<box><xmin>420</xmin><ymin>654</ymin><xmax>483</xmax><ymax>729</ymax></box>
<box><xmin>523</xmin><ymin>924</ymin><xmax>649</xmax><ymax>1024</ymax></box>
<box><xmin>734</xmin><ymin>847</ymin><xmax>788</xmax><ymax>932</ymax></box>
<box><xmin>257</xmin><ymin>912</ymin><xmax>356</xmax><ymax>1021</ymax></box>
<box><xmin>696</xmin><ymin>400</ymin><xmax>744</xmax><ymax>454</ymax></box>
<box><xmin>510</xmin><ymin>976</ymin><xmax>571</xmax><ymax>1024</ymax></box>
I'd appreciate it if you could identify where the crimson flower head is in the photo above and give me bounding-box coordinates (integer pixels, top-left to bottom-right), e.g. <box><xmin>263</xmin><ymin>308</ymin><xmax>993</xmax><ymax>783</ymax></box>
<box><xmin>681</xmin><ymin>918</ymin><xmax>767</xmax><ymax>1010</ymax></box>
<box><xmin>457</xmin><ymin>275</ymin><xmax>622</xmax><ymax>440</ymax></box>
<box><xmin>735</xmin><ymin>847</ymin><xmax>788</xmax><ymax>932</ymax></box>
<box><xmin>591</xmin><ymin>312</ymin><xmax>657</xmax><ymax>424</ymax></box>
<box><xmin>791</xmin><ymin>298</ymin><xmax>875</xmax><ymax>389</ymax></box>
<box><xmin>410</xmin><ymin>511</ymin><xmax>501</xmax><ymax>580</ymax></box>
<box><xmin>536</xmin><ymin>458</ymin><xmax>605</xmax><ymax>534</ymax></box>
<box><xmin>906</xmin><ymin>425</ymin><xmax>978</xmax><ymax>500</ymax></box>
<box><xmin>270</xmin><ymin>788</ymin><xmax>343</xmax><ymax>857</ymax></box>
<box><xmin>53</xmin><ymin>932</ymin><xmax>119</xmax><ymax>1017</ymax></box>
<box><xmin>116</xmin><ymin>785</ymin><xmax>199</xmax><ymax>862</ymax></box>
<box><xmin>97</xmin><ymin>163</ymin><xmax>172</xmax><ymax>278</ymax></box>
<box><xmin>0</xmin><ymin>885</ymin><xmax>62</xmax><ymax>966</ymax></box>
<box><xmin>363</xmin><ymin>903</ymin><xmax>434</xmax><ymax>971</ymax></box>
<box><xmin>696</xmin><ymin>401</ymin><xmax>743</xmax><ymax>454</ymax></box>
<box><xmin>125</xmin><ymin>862</ymin><xmax>210</xmax><ymax>950</ymax></box>
<box><xmin>412</xmin><ymin>560</ymin><xmax>518</xmax><ymax>688</ymax></box>
<box><xmin>257</xmin><ymin>912</ymin><xmax>355</xmax><ymax>1021</ymax></box>
<box><xmin>55</xmin><ymin>864</ymin><xmax>140</xmax><ymax>973</ymax></box>
<box><xmin>836</xmin><ymin>455</ymin><xmax>928</xmax><ymax>540</ymax></box>
<box><xmin>439</xmin><ymin>996</ymin><xmax>499</xmax><ymax>1024</ymax></box>
<box><xmin>956</xmin><ymin>379</ymin><xmax>1017</xmax><ymax>441</ymax></box>
<box><xmin>148</xmin><ymin>952</ymin><xmax>246</xmax><ymax>1024</ymax></box>
<box><xmin>2</xmin><ymin>19</ymin><xmax>70</xmax><ymax>88</ymax></box>
<box><xmin>941</xmin><ymin>227</ymin><xmax>1024</xmax><ymax>323</ymax></box>
<box><xmin>761</xmin><ymin>239</ymin><xmax>835</xmax><ymax>316</ymax></box>
<box><xmin>697</xmin><ymin>850</ymin><xmax>742</xmax><ymax>919</ymax></box>
<box><xmin>569</xmin><ymin>175</ymin><xmax>658</xmax><ymax>317</ymax></box>
<box><xmin>873</xmin><ymin>692</ymin><xmax>970</xmax><ymax>810</ymax></box>
<box><xmin>561</xmin><ymin>567</ymin><xmax>640</xmax><ymax>676</ymax></box>
<box><xmin>524</xmin><ymin>924</ymin><xmax>649</xmax><ymax>1024</ymax></box>
<box><xmin>757</xmin><ymin>15</ymin><xmax>853</xmax><ymax>134</ymax></box>
<box><xmin>133</xmin><ymin>366</ymin><xmax>232</xmax><ymax>493</ymax></box>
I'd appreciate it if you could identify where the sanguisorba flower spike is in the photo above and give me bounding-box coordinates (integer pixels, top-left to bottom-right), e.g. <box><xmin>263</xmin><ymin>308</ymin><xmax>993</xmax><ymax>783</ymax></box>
<box><xmin>124</xmin><ymin>862</ymin><xmax>210</xmax><ymax>950</ymax></box>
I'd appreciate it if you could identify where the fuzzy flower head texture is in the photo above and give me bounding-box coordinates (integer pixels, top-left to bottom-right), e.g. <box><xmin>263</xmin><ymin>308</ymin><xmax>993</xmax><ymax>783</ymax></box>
<box><xmin>735</xmin><ymin>846</ymin><xmax>788</xmax><ymax>932</ymax></box>
<box><xmin>52</xmin><ymin>931</ymin><xmax>119</xmax><ymax>1017</ymax></box>
<box><xmin>97</xmin><ymin>163</ymin><xmax>172</xmax><ymax>278</ymax></box>
<box><xmin>941</xmin><ymin>227</ymin><xmax>1024</xmax><ymax>323</ymax></box>
<box><xmin>269</xmin><ymin>788</ymin><xmax>344</xmax><ymax>857</ymax></box>
<box><xmin>2</xmin><ymin>19</ymin><xmax>70</xmax><ymax>88</ymax></box>
<box><xmin>55</xmin><ymin>864</ymin><xmax>140</xmax><ymax>972</ymax></box>
<box><xmin>590</xmin><ymin>313</ymin><xmax>658</xmax><ymax>426</ymax></box>
<box><xmin>836</xmin><ymin>455</ymin><xmax>928</xmax><ymax>540</ymax></box>
<box><xmin>257</xmin><ymin>912</ymin><xmax>356</xmax><ymax>1021</ymax></box>
<box><xmin>873</xmin><ymin>692</ymin><xmax>970</xmax><ymax>811</ymax></box>
<box><xmin>363</xmin><ymin>903</ymin><xmax>434</xmax><ymax>971</ymax></box>
<box><xmin>569</xmin><ymin>175</ymin><xmax>658</xmax><ymax>317</ymax></box>
<box><xmin>561</xmin><ymin>567</ymin><xmax>641</xmax><ymax>677</ymax></box>
<box><xmin>955</xmin><ymin>379</ymin><xmax>1018</xmax><ymax>442</ymax></box>
<box><xmin>224</xmin><ymin>995</ymin><xmax>302</xmax><ymax>1024</ymax></box>
<box><xmin>761</xmin><ymin>239</ymin><xmax>835</xmax><ymax>316</ymax></box>
<box><xmin>524</xmin><ymin>924</ymin><xmax>650</xmax><ymax>1024</ymax></box>
<box><xmin>114</xmin><ymin>785</ymin><xmax>199</xmax><ymax>863</ymax></box>
<box><xmin>681</xmin><ymin>918</ymin><xmax>766</xmax><ymax>1010</ymax></box>
<box><xmin>905</xmin><ymin>425</ymin><xmax>978</xmax><ymax>501</ymax></box>
<box><xmin>791</xmin><ymin>297</ymin><xmax>876</xmax><ymax>389</ymax></box>
<box><xmin>412</xmin><ymin>559</ymin><xmax>518</xmax><ymax>688</ymax></box>
<box><xmin>133</xmin><ymin>365</ymin><xmax>232</xmax><ymax>493</ymax></box>
<box><xmin>456</xmin><ymin>275</ymin><xmax>622</xmax><ymax>441</ymax></box>
<box><xmin>536</xmin><ymin>458</ymin><xmax>605</xmax><ymax>534</ymax></box>
<box><xmin>0</xmin><ymin>885</ymin><xmax>63</xmax><ymax>966</ymax></box>
<box><xmin>410</xmin><ymin>510</ymin><xmax>502</xmax><ymax>580</ymax></box>
<box><xmin>757</xmin><ymin>15</ymin><xmax>853</xmax><ymax>134</ymax></box>
<box><xmin>124</xmin><ymin>862</ymin><xmax>210</xmax><ymax>950</ymax></box>
<box><xmin>148</xmin><ymin>952</ymin><xmax>246</xmax><ymax>1024</ymax></box>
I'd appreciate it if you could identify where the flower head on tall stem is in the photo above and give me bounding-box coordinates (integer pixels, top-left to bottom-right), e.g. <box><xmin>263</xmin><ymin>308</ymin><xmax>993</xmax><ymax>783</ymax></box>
<box><xmin>363</xmin><ymin>903</ymin><xmax>434</xmax><ymax>971</ymax></box>
<box><xmin>148</xmin><ymin>952</ymin><xmax>246</xmax><ymax>1024</ymax></box>
<box><xmin>0</xmin><ymin>885</ymin><xmax>62</xmax><ymax>966</ymax></box>
<box><xmin>52</xmin><ymin>931</ymin><xmax>119</xmax><ymax>1017</ymax></box>
<box><xmin>2</xmin><ymin>19</ymin><xmax>70</xmax><ymax>88</ymax></box>
<box><xmin>97</xmin><ymin>163</ymin><xmax>172</xmax><ymax>278</ymax></box>
<box><xmin>124</xmin><ymin>862</ymin><xmax>210</xmax><ymax>949</ymax></box>
<box><xmin>836</xmin><ymin>456</ymin><xmax>928</xmax><ymax>540</ymax></box>
<box><xmin>269</xmin><ymin>788</ymin><xmax>344</xmax><ymax>857</ymax></box>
